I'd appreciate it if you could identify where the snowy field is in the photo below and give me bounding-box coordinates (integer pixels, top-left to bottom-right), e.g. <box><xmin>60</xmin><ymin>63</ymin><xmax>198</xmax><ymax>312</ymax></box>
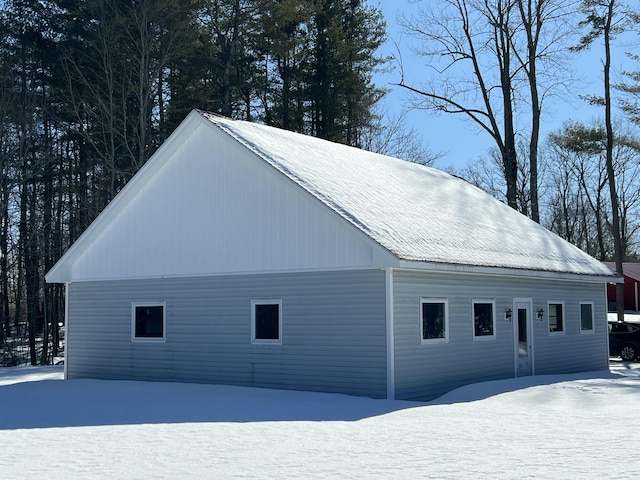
<box><xmin>1</xmin><ymin>364</ymin><xmax>639</xmax><ymax>479</ymax></box>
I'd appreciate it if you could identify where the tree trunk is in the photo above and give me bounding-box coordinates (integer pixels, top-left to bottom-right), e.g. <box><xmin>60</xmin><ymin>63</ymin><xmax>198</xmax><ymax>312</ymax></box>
<box><xmin>19</xmin><ymin>178</ymin><xmax>38</xmax><ymax>366</ymax></box>
<box><xmin>517</xmin><ymin>0</ymin><xmax>542</xmax><ymax>223</ymax></box>
<box><xmin>527</xmin><ymin>44</ymin><xmax>541</xmax><ymax>223</ymax></box>
<box><xmin>499</xmin><ymin>3</ymin><xmax>518</xmax><ymax>210</ymax></box>
<box><xmin>0</xmin><ymin>166</ymin><xmax>9</xmax><ymax>340</ymax></box>
<box><xmin>601</xmin><ymin>0</ymin><xmax>625</xmax><ymax>321</ymax></box>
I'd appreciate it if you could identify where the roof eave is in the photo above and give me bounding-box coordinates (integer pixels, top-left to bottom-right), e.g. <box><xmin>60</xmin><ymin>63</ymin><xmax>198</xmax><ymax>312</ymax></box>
<box><xmin>397</xmin><ymin>260</ymin><xmax>623</xmax><ymax>284</ymax></box>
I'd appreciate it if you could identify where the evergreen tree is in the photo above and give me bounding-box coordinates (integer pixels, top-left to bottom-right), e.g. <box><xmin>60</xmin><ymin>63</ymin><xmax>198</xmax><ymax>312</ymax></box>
<box><xmin>308</xmin><ymin>0</ymin><xmax>386</xmax><ymax>145</ymax></box>
<box><xmin>257</xmin><ymin>0</ymin><xmax>313</xmax><ymax>131</ymax></box>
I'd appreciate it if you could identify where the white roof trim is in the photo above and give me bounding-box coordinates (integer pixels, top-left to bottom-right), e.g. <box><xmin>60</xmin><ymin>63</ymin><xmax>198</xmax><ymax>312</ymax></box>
<box><xmin>397</xmin><ymin>260</ymin><xmax>622</xmax><ymax>284</ymax></box>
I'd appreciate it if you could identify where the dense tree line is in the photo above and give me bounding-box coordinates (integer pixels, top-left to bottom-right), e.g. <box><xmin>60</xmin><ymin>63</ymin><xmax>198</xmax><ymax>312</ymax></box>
<box><xmin>0</xmin><ymin>0</ymin><xmax>393</xmax><ymax>365</ymax></box>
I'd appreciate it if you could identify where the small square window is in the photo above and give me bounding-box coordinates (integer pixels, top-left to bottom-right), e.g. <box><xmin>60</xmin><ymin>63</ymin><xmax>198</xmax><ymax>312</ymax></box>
<box><xmin>548</xmin><ymin>302</ymin><xmax>564</xmax><ymax>333</ymax></box>
<box><xmin>421</xmin><ymin>299</ymin><xmax>448</xmax><ymax>343</ymax></box>
<box><xmin>132</xmin><ymin>303</ymin><xmax>165</xmax><ymax>342</ymax></box>
<box><xmin>580</xmin><ymin>302</ymin><xmax>594</xmax><ymax>332</ymax></box>
<box><xmin>473</xmin><ymin>300</ymin><xmax>495</xmax><ymax>339</ymax></box>
<box><xmin>252</xmin><ymin>300</ymin><xmax>282</xmax><ymax>344</ymax></box>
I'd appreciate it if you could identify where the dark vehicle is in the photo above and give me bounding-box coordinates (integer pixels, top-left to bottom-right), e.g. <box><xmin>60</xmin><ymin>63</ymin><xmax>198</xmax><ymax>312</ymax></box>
<box><xmin>609</xmin><ymin>321</ymin><xmax>640</xmax><ymax>361</ymax></box>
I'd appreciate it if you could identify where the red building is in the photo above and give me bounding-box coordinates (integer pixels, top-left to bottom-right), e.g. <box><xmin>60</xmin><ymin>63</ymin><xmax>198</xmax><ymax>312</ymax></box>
<box><xmin>604</xmin><ymin>262</ymin><xmax>640</xmax><ymax>312</ymax></box>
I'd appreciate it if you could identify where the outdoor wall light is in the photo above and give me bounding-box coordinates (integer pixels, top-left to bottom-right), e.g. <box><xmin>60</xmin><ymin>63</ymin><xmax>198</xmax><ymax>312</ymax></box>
<box><xmin>505</xmin><ymin>308</ymin><xmax>513</xmax><ymax>321</ymax></box>
<box><xmin>537</xmin><ymin>308</ymin><xmax>544</xmax><ymax>320</ymax></box>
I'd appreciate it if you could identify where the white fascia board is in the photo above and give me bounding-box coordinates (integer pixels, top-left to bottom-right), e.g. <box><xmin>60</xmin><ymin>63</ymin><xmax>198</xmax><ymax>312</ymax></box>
<box><xmin>51</xmin><ymin>264</ymin><xmax>400</xmax><ymax>284</ymax></box>
<box><xmin>45</xmin><ymin>110</ymin><xmax>205</xmax><ymax>284</ymax></box>
<box><xmin>397</xmin><ymin>260</ymin><xmax>623</xmax><ymax>284</ymax></box>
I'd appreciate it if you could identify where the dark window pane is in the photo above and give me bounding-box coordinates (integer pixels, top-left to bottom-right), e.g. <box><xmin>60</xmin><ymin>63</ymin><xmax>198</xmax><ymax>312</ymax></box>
<box><xmin>581</xmin><ymin>303</ymin><xmax>593</xmax><ymax>330</ymax></box>
<box><xmin>549</xmin><ymin>304</ymin><xmax>563</xmax><ymax>332</ymax></box>
<box><xmin>255</xmin><ymin>304</ymin><xmax>280</xmax><ymax>340</ymax></box>
<box><xmin>135</xmin><ymin>305</ymin><xmax>164</xmax><ymax>338</ymax></box>
<box><xmin>474</xmin><ymin>303</ymin><xmax>493</xmax><ymax>336</ymax></box>
<box><xmin>518</xmin><ymin>308</ymin><xmax>527</xmax><ymax>343</ymax></box>
<box><xmin>422</xmin><ymin>302</ymin><xmax>445</xmax><ymax>339</ymax></box>
<box><xmin>518</xmin><ymin>308</ymin><xmax>528</xmax><ymax>356</ymax></box>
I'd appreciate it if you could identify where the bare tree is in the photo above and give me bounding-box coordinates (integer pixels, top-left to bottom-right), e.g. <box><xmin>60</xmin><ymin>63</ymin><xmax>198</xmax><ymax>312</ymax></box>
<box><xmin>397</xmin><ymin>0</ymin><xmax>575</xmax><ymax>218</ymax></box>
<box><xmin>573</xmin><ymin>0</ymin><xmax>627</xmax><ymax>321</ymax></box>
<box><xmin>360</xmin><ymin>108</ymin><xmax>442</xmax><ymax>165</ymax></box>
<box><xmin>542</xmin><ymin>142</ymin><xmax>592</xmax><ymax>252</ymax></box>
<box><xmin>456</xmin><ymin>141</ymin><xmax>533</xmax><ymax>213</ymax></box>
<box><xmin>61</xmin><ymin>0</ymin><xmax>189</xmax><ymax>204</ymax></box>
<box><xmin>547</xmin><ymin>123</ymin><xmax>610</xmax><ymax>259</ymax></box>
<box><xmin>544</xmin><ymin>120</ymin><xmax>640</xmax><ymax>265</ymax></box>
<box><xmin>612</xmin><ymin>134</ymin><xmax>640</xmax><ymax>256</ymax></box>
<box><xmin>397</xmin><ymin>0</ymin><xmax>518</xmax><ymax>209</ymax></box>
<box><xmin>0</xmin><ymin>16</ymin><xmax>16</xmax><ymax>344</ymax></box>
<box><xmin>514</xmin><ymin>0</ymin><xmax>577</xmax><ymax>222</ymax></box>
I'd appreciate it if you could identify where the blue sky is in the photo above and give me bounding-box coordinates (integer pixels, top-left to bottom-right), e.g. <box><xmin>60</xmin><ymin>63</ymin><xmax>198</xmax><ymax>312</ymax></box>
<box><xmin>373</xmin><ymin>0</ymin><xmax>637</xmax><ymax>171</ymax></box>
<box><xmin>374</xmin><ymin>0</ymin><xmax>491</xmax><ymax>170</ymax></box>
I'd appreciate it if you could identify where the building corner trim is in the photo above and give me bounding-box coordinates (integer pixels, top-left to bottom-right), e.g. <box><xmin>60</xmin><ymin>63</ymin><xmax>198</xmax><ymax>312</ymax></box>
<box><xmin>385</xmin><ymin>268</ymin><xmax>395</xmax><ymax>400</ymax></box>
<box><xmin>64</xmin><ymin>283</ymin><xmax>69</xmax><ymax>380</ymax></box>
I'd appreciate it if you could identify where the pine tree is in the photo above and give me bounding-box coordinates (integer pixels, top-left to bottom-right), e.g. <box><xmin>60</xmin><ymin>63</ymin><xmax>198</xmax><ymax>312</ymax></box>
<box><xmin>308</xmin><ymin>0</ymin><xmax>386</xmax><ymax>145</ymax></box>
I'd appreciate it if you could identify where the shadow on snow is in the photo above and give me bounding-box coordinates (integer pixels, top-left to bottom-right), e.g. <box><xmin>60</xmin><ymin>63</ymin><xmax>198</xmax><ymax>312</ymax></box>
<box><xmin>0</xmin><ymin>363</ymin><xmax>635</xmax><ymax>430</ymax></box>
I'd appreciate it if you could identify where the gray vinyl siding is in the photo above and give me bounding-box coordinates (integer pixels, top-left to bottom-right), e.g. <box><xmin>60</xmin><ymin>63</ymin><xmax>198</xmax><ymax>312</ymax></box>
<box><xmin>66</xmin><ymin>269</ymin><xmax>387</xmax><ymax>398</ymax></box>
<box><xmin>534</xmin><ymin>296</ymin><xmax>607</xmax><ymax>375</ymax></box>
<box><xmin>392</xmin><ymin>270</ymin><xmax>609</xmax><ymax>401</ymax></box>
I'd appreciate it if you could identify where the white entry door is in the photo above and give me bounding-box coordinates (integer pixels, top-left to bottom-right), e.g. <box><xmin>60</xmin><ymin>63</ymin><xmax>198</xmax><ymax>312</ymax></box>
<box><xmin>514</xmin><ymin>300</ymin><xmax>533</xmax><ymax>377</ymax></box>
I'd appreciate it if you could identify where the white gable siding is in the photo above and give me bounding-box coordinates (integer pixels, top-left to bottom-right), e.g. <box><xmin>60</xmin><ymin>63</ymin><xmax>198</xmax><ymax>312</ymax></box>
<box><xmin>66</xmin><ymin>122</ymin><xmax>390</xmax><ymax>281</ymax></box>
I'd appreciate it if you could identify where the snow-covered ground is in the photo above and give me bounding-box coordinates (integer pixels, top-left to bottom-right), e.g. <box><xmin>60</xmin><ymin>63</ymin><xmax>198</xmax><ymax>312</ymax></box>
<box><xmin>1</xmin><ymin>363</ymin><xmax>639</xmax><ymax>479</ymax></box>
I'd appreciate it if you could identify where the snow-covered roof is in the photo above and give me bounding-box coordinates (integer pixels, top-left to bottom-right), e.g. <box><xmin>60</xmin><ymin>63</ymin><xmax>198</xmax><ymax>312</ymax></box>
<box><xmin>200</xmin><ymin>111</ymin><xmax>615</xmax><ymax>278</ymax></box>
<box><xmin>603</xmin><ymin>262</ymin><xmax>640</xmax><ymax>280</ymax></box>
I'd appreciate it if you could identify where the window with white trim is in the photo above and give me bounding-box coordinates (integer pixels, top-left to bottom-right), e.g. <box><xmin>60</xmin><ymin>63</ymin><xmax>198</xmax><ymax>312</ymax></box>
<box><xmin>252</xmin><ymin>300</ymin><xmax>282</xmax><ymax>344</ymax></box>
<box><xmin>548</xmin><ymin>302</ymin><xmax>564</xmax><ymax>333</ymax></box>
<box><xmin>132</xmin><ymin>302</ymin><xmax>166</xmax><ymax>342</ymax></box>
<box><xmin>473</xmin><ymin>300</ymin><xmax>495</xmax><ymax>339</ymax></box>
<box><xmin>421</xmin><ymin>298</ymin><xmax>448</xmax><ymax>343</ymax></box>
<box><xmin>580</xmin><ymin>302</ymin><xmax>594</xmax><ymax>332</ymax></box>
